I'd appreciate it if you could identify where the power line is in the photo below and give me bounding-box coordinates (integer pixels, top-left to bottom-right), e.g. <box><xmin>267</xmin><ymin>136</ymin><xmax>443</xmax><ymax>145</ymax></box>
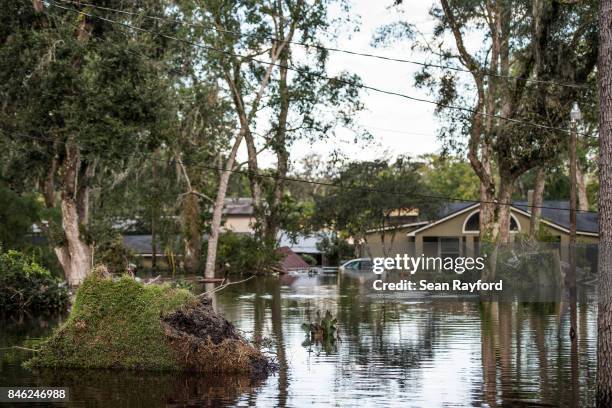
<box><xmin>53</xmin><ymin>0</ymin><xmax>593</xmax><ymax>91</ymax></box>
<box><xmin>37</xmin><ymin>3</ymin><xmax>431</xmax><ymax>141</ymax></box>
<box><xmin>1</xmin><ymin>130</ymin><xmax>598</xmax><ymax>214</ymax></box>
<box><xmin>46</xmin><ymin>1</ymin><xmax>598</xmax><ymax>140</ymax></box>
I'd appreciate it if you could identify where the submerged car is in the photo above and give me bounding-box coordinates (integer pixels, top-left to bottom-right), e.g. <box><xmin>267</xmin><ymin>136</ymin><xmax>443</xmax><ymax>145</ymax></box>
<box><xmin>339</xmin><ymin>258</ymin><xmax>373</xmax><ymax>273</ymax></box>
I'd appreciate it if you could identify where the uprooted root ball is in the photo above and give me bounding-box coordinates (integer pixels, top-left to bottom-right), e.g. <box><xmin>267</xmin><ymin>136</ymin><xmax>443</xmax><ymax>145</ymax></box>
<box><xmin>27</xmin><ymin>275</ymin><xmax>275</xmax><ymax>378</ymax></box>
<box><xmin>162</xmin><ymin>296</ymin><xmax>275</xmax><ymax>378</ymax></box>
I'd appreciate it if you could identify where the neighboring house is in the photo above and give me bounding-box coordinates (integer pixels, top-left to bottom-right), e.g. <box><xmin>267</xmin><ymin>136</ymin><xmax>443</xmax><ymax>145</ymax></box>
<box><xmin>278</xmin><ymin>232</ymin><xmax>332</xmax><ymax>266</ymax></box>
<box><xmin>222</xmin><ymin>197</ymin><xmax>256</xmax><ymax>233</ymax></box>
<box><xmin>364</xmin><ymin>198</ymin><xmax>599</xmax><ymax>265</ymax></box>
<box><xmin>122</xmin><ymin>198</ymin><xmax>329</xmax><ymax>266</ymax></box>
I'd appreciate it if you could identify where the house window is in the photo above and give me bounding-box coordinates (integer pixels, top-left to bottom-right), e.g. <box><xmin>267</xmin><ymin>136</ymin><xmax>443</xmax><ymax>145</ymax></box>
<box><xmin>464</xmin><ymin>212</ymin><xmax>480</xmax><ymax>232</ymax></box>
<box><xmin>423</xmin><ymin>237</ymin><xmax>438</xmax><ymax>257</ymax></box>
<box><xmin>463</xmin><ymin>211</ymin><xmax>520</xmax><ymax>233</ymax></box>
<box><xmin>440</xmin><ymin>237</ymin><xmax>460</xmax><ymax>259</ymax></box>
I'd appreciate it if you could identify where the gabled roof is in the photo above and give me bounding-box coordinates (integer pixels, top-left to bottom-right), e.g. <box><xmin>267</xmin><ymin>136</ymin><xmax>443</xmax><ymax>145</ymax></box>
<box><xmin>513</xmin><ymin>201</ymin><xmax>598</xmax><ymax>234</ymax></box>
<box><xmin>365</xmin><ymin>221</ymin><xmax>429</xmax><ymax>234</ymax></box>
<box><xmin>407</xmin><ymin>202</ymin><xmax>479</xmax><ymax>236</ymax></box>
<box><xmin>407</xmin><ymin>201</ymin><xmax>598</xmax><ymax>237</ymax></box>
<box><xmin>277</xmin><ymin>246</ymin><xmax>310</xmax><ymax>271</ymax></box>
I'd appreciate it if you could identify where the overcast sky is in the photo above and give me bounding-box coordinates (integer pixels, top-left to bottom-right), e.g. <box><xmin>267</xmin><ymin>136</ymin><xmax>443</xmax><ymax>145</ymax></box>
<box><xmin>241</xmin><ymin>0</ymin><xmax>448</xmax><ymax>169</ymax></box>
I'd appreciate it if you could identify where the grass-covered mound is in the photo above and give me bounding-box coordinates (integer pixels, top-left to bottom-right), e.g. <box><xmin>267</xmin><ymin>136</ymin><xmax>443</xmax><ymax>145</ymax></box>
<box><xmin>28</xmin><ymin>275</ymin><xmax>274</xmax><ymax>376</ymax></box>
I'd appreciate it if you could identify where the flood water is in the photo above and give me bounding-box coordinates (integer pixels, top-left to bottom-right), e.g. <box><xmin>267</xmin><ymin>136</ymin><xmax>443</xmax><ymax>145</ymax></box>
<box><xmin>0</xmin><ymin>272</ymin><xmax>597</xmax><ymax>407</ymax></box>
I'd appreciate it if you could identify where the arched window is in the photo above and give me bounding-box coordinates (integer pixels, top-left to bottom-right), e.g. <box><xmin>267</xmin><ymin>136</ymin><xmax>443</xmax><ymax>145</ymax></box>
<box><xmin>462</xmin><ymin>210</ymin><xmax>520</xmax><ymax>233</ymax></box>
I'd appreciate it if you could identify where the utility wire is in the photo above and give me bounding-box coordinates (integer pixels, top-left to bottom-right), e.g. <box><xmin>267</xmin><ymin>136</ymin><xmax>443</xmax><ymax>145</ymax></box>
<box><xmin>1</xmin><ymin>130</ymin><xmax>599</xmax><ymax>214</ymax></box>
<box><xmin>54</xmin><ymin>0</ymin><xmax>593</xmax><ymax>91</ymax></box>
<box><xmin>46</xmin><ymin>1</ymin><xmax>598</xmax><ymax>139</ymax></box>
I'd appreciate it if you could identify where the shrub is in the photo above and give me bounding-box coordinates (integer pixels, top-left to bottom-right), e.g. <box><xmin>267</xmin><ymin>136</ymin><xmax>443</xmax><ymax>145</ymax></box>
<box><xmin>95</xmin><ymin>234</ymin><xmax>138</xmax><ymax>274</ymax></box>
<box><xmin>301</xmin><ymin>254</ymin><xmax>317</xmax><ymax>266</ymax></box>
<box><xmin>316</xmin><ymin>235</ymin><xmax>354</xmax><ymax>266</ymax></box>
<box><xmin>0</xmin><ymin>249</ymin><xmax>69</xmax><ymax>313</ymax></box>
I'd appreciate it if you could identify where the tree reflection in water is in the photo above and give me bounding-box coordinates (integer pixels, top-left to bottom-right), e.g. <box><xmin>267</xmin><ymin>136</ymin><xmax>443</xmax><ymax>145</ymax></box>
<box><xmin>1</xmin><ymin>274</ymin><xmax>598</xmax><ymax>407</ymax></box>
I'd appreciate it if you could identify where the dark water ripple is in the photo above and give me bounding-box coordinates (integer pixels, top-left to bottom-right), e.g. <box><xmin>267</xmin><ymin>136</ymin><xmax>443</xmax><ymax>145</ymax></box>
<box><xmin>0</xmin><ymin>274</ymin><xmax>597</xmax><ymax>407</ymax></box>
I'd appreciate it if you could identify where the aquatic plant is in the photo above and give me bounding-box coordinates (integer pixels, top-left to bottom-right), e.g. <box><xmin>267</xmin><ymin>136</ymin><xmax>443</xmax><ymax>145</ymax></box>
<box><xmin>301</xmin><ymin>310</ymin><xmax>339</xmax><ymax>354</ymax></box>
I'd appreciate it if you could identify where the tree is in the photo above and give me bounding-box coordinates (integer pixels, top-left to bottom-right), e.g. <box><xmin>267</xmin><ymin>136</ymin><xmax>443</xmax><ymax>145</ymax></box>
<box><xmin>417</xmin><ymin>154</ymin><xmax>480</xmax><ymax>200</ymax></box>
<box><xmin>378</xmin><ymin>0</ymin><xmax>598</xmax><ymax>243</ymax></box>
<box><xmin>177</xmin><ymin>0</ymin><xmax>364</xmax><ymax>277</ymax></box>
<box><xmin>173</xmin><ymin>82</ymin><xmax>234</xmax><ymax>273</ymax></box>
<box><xmin>0</xmin><ymin>1</ymin><xmax>173</xmax><ymax>284</ymax></box>
<box><xmin>311</xmin><ymin>158</ymin><xmax>437</xmax><ymax>257</ymax></box>
<box><xmin>0</xmin><ymin>182</ymin><xmax>43</xmax><ymax>249</ymax></box>
<box><xmin>597</xmin><ymin>0</ymin><xmax>612</xmax><ymax>404</ymax></box>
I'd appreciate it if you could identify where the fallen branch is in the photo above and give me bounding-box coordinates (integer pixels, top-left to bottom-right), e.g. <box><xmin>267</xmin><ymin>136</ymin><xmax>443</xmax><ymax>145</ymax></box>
<box><xmin>0</xmin><ymin>346</ymin><xmax>40</xmax><ymax>352</ymax></box>
<box><xmin>202</xmin><ymin>275</ymin><xmax>255</xmax><ymax>296</ymax></box>
<box><xmin>145</xmin><ymin>275</ymin><xmax>161</xmax><ymax>285</ymax></box>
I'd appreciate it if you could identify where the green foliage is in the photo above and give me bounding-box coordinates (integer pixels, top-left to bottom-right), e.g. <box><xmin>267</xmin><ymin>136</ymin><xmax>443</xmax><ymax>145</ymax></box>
<box><xmin>311</xmin><ymin>157</ymin><xmax>439</xmax><ymax>245</ymax></box>
<box><xmin>300</xmin><ymin>254</ymin><xmax>317</xmax><ymax>267</ymax></box>
<box><xmin>0</xmin><ymin>1</ymin><xmax>177</xmax><ymax>277</ymax></box>
<box><xmin>0</xmin><ymin>183</ymin><xmax>43</xmax><ymax>249</ymax></box>
<box><xmin>316</xmin><ymin>235</ymin><xmax>354</xmax><ymax>266</ymax></box>
<box><xmin>301</xmin><ymin>310</ymin><xmax>339</xmax><ymax>354</ymax></box>
<box><xmin>28</xmin><ymin>275</ymin><xmax>193</xmax><ymax>370</ymax></box>
<box><xmin>0</xmin><ymin>249</ymin><xmax>68</xmax><ymax>313</ymax></box>
<box><xmin>171</xmin><ymin>278</ymin><xmax>195</xmax><ymax>292</ymax></box>
<box><xmin>493</xmin><ymin>242</ymin><xmax>564</xmax><ymax>291</ymax></box>
<box><xmin>214</xmin><ymin>232</ymin><xmax>282</xmax><ymax>275</ymax></box>
<box><xmin>94</xmin><ymin>234</ymin><xmax>137</xmax><ymax>274</ymax></box>
<box><xmin>417</xmin><ymin>154</ymin><xmax>479</xmax><ymax>200</ymax></box>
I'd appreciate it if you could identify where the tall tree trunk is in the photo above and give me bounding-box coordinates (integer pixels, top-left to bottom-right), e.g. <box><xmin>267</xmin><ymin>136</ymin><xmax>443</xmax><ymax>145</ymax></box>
<box><xmin>598</xmin><ymin>0</ymin><xmax>612</xmax><ymax>404</ymax></box>
<box><xmin>55</xmin><ymin>141</ymin><xmax>92</xmax><ymax>286</ymax></box>
<box><xmin>496</xmin><ymin>178</ymin><xmax>514</xmax><ymax>244</ymax></box>
<box><xmin>151</xmin><ymin>158</ymin><xmax>158</xmax><ymax>269</ymax></box>
<box><xmin>530</xmin><ymin>167</ymin><xmax>546</xmax><ymax>238</ymax></box>
<box><xmin>204</xmin><ymin>131</ymin><xmax>244</xmax><ymax>278</ymax></box>
<box><xmin>479</xmin><ymin>2</ymin><xmax>500</xmax><ymax>238</ymax></box>
<box><xmin>576</xmin><ymin>163</ymin><xmax>589</xmax><ymax>211</ymax></box>
<box><xmin>31</xmin><ymin>0</ymin><xmax>44</xmax><ymax>12</ymax></box>
<box><xmin>479</xmin><ymin>147</ymin><xmax>496</xmax><ymax>237</ymax></box>
<box><xmin>243</xmin><ymin>128</ymin><xmax>262</xmax><ymax>210</ymax></box>
<box><xmin>265</xmin><ymin>51</ymin><xmax>290</xmax><ymax>243</ymax></box>
<box><xmin>182</xmin><ymin>192</ymin><xmax>201</xmax><ymax>273</ymax></box>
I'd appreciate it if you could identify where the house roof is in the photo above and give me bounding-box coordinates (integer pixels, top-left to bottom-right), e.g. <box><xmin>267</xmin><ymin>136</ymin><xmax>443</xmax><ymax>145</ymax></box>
<box><xmin>123</xmin><ymin>235</ymin><xmax>158</xmax><ymax>255</ymax></box>
<box><xmin>223</xmin><ymin>198</ymin><xmax>254</xmax><ymax>215</ymax></box>
<box><xmin>123</xmin><ymin>231</ymin><xmax>329</xmax><ymax>256</ymax></box>
<box><xmin>277</xmin><ymin>246</ymin><xmax>310</xmax><ymax>271</ymax></box>
<box><xmin>407</xmin><ymin>200</ymin><xmax>598</xmax><ymax>236</ymax></box>
<box><xmin>365</xmin><ymin>221</ymin><xmax>429</xmax><ymax>234</ymax></box>
<box><xmin>407</xmin><ymin>202</ymin><xmax>479</xmax><ymax>236</ymax></box>
<box><xmin>277</xmin><ymin>232</ymin><xmax>331</xmax><ymax>254</ymax></box>
<box><xmin>433</xmin><ymin>201</ymin><xmax>478</xmax><ymax>219</ymax></box>
<box><xmin>513</xmin><ymin>201</ymin><xmax>598</xmax><ymax>234</ymax></box>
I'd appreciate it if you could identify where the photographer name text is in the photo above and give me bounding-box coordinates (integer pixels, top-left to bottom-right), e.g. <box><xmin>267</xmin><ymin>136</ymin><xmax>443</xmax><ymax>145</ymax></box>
<box><xmin>372</xmin><ymin>279</ymin><xmax>502</xmax><ymax>292</ymax></box>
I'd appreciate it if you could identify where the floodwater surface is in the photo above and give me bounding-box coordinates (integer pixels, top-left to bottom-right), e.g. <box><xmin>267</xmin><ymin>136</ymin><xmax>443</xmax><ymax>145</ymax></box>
<box><xmin>0</xmin><ymin>273</ymin><xmax>597</xmax><ymax>407</ymax></box>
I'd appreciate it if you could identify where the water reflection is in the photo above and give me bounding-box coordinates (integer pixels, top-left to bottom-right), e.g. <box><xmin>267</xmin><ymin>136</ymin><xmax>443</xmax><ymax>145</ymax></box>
<box><xmin>1</xmin><ymin>273</ymin><xmax>597</xmax><ymax>407</ymax></box>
